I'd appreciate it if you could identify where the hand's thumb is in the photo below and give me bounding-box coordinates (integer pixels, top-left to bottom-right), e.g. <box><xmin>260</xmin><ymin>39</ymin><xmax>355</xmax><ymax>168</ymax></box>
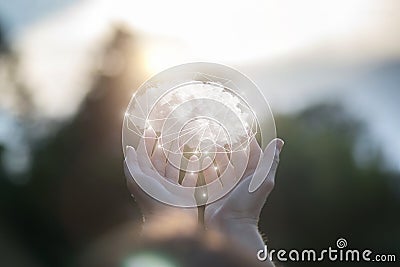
<box><xmin>248</xmin><ymin>138</ymin><xmax>284</xmax><ymax>193</ymax></box>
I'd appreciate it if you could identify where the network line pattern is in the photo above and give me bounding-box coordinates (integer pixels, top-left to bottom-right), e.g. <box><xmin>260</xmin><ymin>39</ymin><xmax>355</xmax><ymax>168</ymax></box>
<box><xmin>123</xmin><ymin>62</ymin><xmax>276</xmax><ymax>207</ymax></box>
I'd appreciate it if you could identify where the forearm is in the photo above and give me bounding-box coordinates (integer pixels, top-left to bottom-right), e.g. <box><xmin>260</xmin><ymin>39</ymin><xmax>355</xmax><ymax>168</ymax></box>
<box><xmin>212</xmin><ymin>220</ymin><xmax>275</xmax><ymax>266</ymax></box>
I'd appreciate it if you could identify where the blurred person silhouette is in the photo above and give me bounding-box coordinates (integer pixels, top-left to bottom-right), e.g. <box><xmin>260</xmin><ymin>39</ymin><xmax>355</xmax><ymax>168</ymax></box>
<box><xmin>79</xmin><ymin>210</ymin><xmax>272</xmax><ymax>267</ymax></box>
<box><xmin>122</xmin><ymin>128</ymin><xmax>284</xmax><ymax>266</ymax></box>
<box><xmin>124</xmin><ymin>212</ymin><xmax>273</xmax><ymax>267</ymax></box>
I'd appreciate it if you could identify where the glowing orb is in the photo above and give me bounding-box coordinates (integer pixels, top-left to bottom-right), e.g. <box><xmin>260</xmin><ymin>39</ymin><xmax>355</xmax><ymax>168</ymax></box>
<box><xmin>123</xmin><ymin>62</ymin><xmax>275</xmax><ymax>207</ymax></box>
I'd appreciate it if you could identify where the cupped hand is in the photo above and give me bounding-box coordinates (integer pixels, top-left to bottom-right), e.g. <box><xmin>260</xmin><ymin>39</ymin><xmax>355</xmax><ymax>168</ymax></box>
<box><xmin>124</xmin><ymin>128</ymin><xmax>199</xmax><ymax>223</ymax></box>
<box><xmin>204</xmin><ymin>137</ymin><xmax>284</xmax><ymax>229</ymax></box>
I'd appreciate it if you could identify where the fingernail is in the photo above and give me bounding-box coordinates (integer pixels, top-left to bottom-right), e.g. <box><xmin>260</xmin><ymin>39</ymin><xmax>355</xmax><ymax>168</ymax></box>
<box><xmin>189</xmin><ymin>155</ymin><xmax>198</xmax><ymax>161</ymax></box>
<box><xmin>276</xmin><ymin>138</ymin><xmax>284</xmax><ymax>152</ymax></box>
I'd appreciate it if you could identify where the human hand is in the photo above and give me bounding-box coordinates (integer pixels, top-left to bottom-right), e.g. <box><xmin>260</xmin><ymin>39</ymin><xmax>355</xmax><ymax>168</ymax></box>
<box><xmin>124</xmin><ymin>128</ymin><xmax>200</xmax><ymax>225</ymax></box>
<box><xmin>203</xmin><ymin>137</ymin><xmax>284</xmax><ymax>251</ymax></box>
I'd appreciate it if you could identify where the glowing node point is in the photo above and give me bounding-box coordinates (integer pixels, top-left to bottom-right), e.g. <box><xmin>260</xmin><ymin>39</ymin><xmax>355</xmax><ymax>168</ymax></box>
<box><xmin>145</xmin><ymin>120</ymin><xmax>152</xmax><ymax>130</ymax></box>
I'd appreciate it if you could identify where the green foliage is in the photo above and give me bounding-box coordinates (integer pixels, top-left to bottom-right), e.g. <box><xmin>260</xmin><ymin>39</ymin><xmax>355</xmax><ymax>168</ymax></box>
<box><xmin>260</xmin><ymin>104</ymin><xmax>400</xmax><ymax>266</ymax></box>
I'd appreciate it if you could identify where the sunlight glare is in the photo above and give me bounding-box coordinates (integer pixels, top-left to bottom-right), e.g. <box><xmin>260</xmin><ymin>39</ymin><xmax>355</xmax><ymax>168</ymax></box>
<box><xmin>102</xmin><ymin>0</ymin><xmax>375</xmax><ymax>73</ymax></box>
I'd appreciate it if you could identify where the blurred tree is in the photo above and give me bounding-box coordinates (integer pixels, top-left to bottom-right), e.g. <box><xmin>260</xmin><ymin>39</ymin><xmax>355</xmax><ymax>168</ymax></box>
<box><xmin>0</xmin><ymin>21</ymin><xmax>41</xmax><ymax>267</ymax></box>
<box><xmin>21</xmin><ymin>26</ymin><xmax>145</xmax><ymax>267</ymax></box>
<box><xmin>261</xmin><ymin>104</ymin><xmax>400</xmax><ymax>266</ymax></box>
<box><xmin>0</xmin><ymin>22</ymin><xmax>8</xmax><ymax>53</ymax></box>
<box><xmin>0</xmin><ymin>20</ymin><xmax>32</xmax><ymax>116</ymax></box>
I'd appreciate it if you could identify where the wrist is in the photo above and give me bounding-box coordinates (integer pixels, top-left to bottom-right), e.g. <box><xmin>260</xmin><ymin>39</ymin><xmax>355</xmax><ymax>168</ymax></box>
<box><xmin>224</xmin><ymin>222</ymin><xmax>266</xmax><ymax>254</ymax></box>
<box><xmin>206</xmin><ymin>211</ymin><xmax>258</xmax><ymax>231</ymax></box>
<box><xmin>206</xmin><ymin>214</ymin><xmax>265</xmax><ymax>253</ymax></box>
<box><xmin>214</xmin><ymin>218</ymin><xmax>258</xmax><ymax>237</ymax></box>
